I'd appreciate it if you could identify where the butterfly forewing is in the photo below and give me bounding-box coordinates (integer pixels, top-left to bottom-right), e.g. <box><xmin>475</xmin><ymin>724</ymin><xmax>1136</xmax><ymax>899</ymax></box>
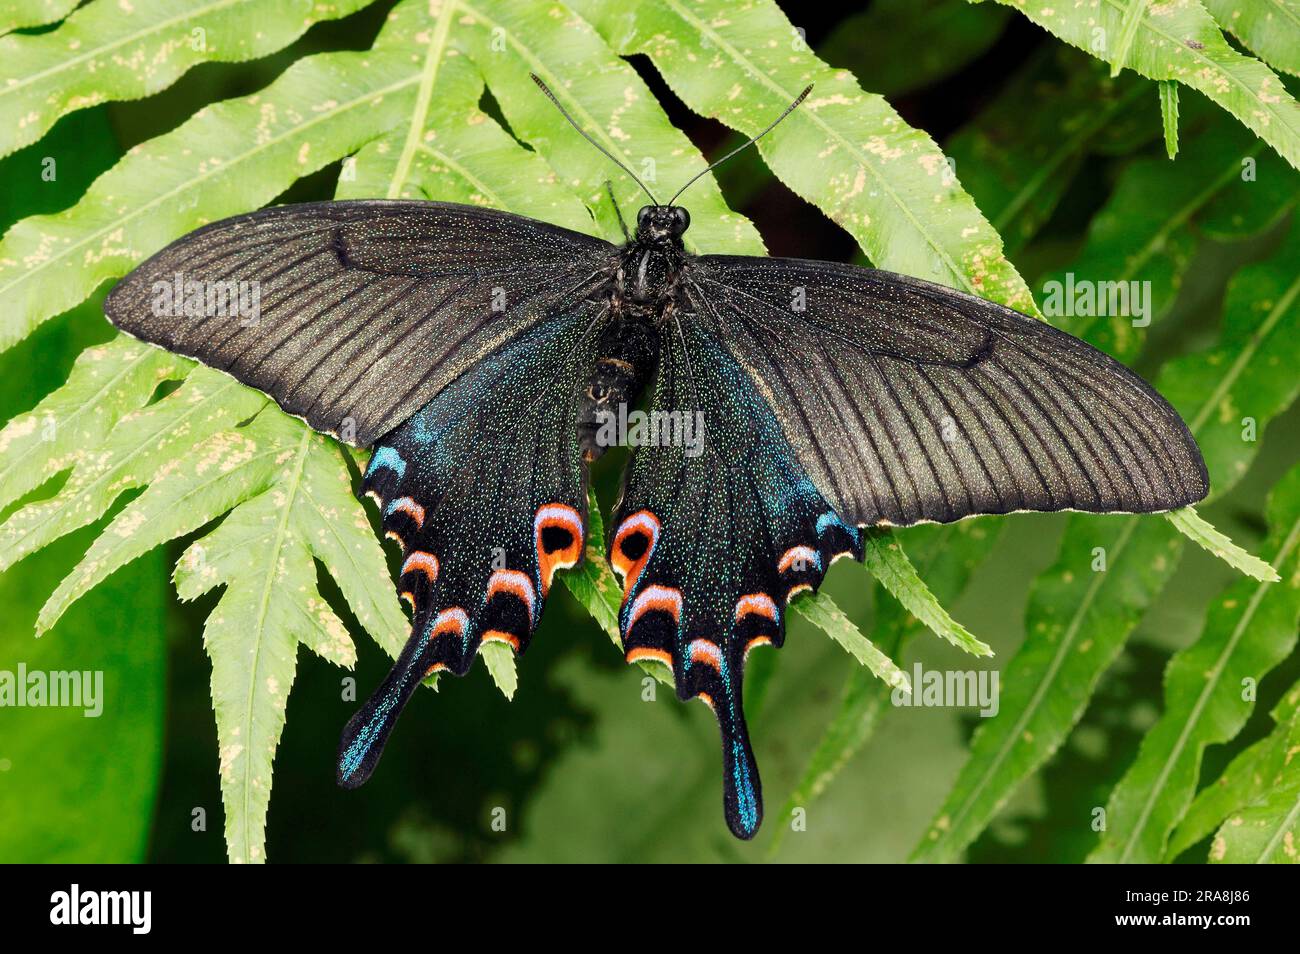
<box><xmin>685</xmin><ymin>256</ymin><xmax>1208</xmax><ymax>527</ymax></box>
<box><xmin>104</xmin><ymin>200</ymin><xmax>615</xmax><ymax>445</ymax></box>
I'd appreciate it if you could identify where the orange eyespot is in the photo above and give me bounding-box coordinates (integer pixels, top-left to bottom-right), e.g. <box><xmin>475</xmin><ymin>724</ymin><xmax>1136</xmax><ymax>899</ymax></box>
<box><xmin>534</xmin><ymin>503</ymin><xmax>583</xmax><ymax>596</ymax></box>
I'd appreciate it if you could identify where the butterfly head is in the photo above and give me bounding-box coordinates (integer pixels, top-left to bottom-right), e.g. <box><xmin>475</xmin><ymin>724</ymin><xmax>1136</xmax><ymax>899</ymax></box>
<box><xmin>635</xmin><ymin>205</ymin><xmax>690</xmax><ymax>244</ymax></box>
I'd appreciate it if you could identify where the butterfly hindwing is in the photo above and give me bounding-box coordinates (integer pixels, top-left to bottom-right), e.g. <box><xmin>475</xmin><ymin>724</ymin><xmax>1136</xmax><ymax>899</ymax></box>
<box><xmin>105</xmin><ymin>200</ymin><xmax>614</xmax><ymax>445</ymax></box>
<box><xmin>609</xmin><ymin>316</ymin><xmax>860</xmax><ymax>839</ymax></box>
<box><xmin>338</xmin><ymin>305</ymin><xmax>601</xmax><ymax>788</ymax></box>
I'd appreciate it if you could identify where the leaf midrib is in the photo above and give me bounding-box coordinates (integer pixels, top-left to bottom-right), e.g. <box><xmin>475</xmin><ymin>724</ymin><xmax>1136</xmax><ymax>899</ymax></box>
<box><xmin>416</xmin><ymin>142</ymin><xmax>508</xmax><ymax>207</ymax></box>
<box><xmin>1254</xmin><ymin>783</ymin><xmax>1300</xmax><ymax>862</ymax></box>
<box><xmin>1119</xmin><ymin>144</ymin><xmax>1263</xmax><ymax>286</ymax></box>
<box><xmin>993</xmin><ymin>82</ymin><xmax>1147</xmax><ymax>234</ymax></box>
<box><xmin>386</xmin><ymin>0</ymin><xmax>457</xmax><ymax>198</ymax></box>
<box><xmin>1071</xmin><ymin>142</ymin><xmax>1266</xmax><ymax>347</ymax></box>
<box><xmin>1188</xmin><ymin>264</ymin><xmax>1300</xmax><ymax>435</ymax></box>
<box><xmin>236</xmin><ymin>426</ymin><xmax>310</xmax><ymax>862</ymax></box>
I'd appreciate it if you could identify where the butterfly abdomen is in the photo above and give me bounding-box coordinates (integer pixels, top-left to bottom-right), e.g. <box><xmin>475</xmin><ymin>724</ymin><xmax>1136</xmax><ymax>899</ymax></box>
<box><xmin>577</xmin><ymin>317</ymin><xmax>661</xmax><ymax>462</ymax></box>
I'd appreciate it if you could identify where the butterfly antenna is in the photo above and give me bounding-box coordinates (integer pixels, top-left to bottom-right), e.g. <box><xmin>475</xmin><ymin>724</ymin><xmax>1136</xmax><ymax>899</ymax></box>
<box><xmin>667</xmin><ymin>84</ymin><xmax>813</xmax><ymax>206</ymax></box>
<box><xmin>530</xmin><ymin>73</ymin><xmax>660</xmax><ymax>205</ymax></box>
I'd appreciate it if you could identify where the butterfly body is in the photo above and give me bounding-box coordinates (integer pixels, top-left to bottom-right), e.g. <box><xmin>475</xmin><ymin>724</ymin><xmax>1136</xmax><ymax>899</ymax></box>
<box><xmin>576</xmin><ymin>205</ymin><xmax>694</xmax><ymax>461</ymax></box>
<box><xmin>105</xmin><ymin>193</ymin><xmax>1208</xmax><ymax>841</ymax></box>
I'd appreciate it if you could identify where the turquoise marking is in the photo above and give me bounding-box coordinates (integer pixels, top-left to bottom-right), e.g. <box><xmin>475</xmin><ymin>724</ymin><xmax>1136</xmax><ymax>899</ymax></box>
<box><xmin>816</xmin><ymin>510</ymin><xmax>860</xmax><ymax>543</ymax></box>
<box><xmin>340</xmin><ymin>690</ymin><xmax>399</xmax><ymax>780</ymax></box>
<box><xmin>340</xmin><ymin>629</ymin><xmax>427</xmax><ymax>780</ymax></box>
<box><xmin>731</xmin><ymin>738</ymin><xmax>758</xmax><ymax>834</ymax></box>
<box><xmin>719</xmin><ymin>660</ymin><xmax>756</xmax><ymax>833</ymax></box>
<box><xmin>367</xmin><ymin>446</ymin><xmax>406</xmax><ymax>480</ymax></box>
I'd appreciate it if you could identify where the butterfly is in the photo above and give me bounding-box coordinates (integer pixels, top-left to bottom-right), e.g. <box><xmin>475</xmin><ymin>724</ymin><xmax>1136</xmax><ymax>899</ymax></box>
<box><xmin>103</xmin><ymin>77</ymin><xmax>1208</xmax><ymax>841</ymax></box>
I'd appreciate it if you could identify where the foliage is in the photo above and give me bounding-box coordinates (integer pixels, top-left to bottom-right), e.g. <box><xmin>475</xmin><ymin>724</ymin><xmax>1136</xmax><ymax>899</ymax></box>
<box><xmin>0</xmin><ymin>0</ymin><xmax>1296</xmax><ymax>864</ymax></box>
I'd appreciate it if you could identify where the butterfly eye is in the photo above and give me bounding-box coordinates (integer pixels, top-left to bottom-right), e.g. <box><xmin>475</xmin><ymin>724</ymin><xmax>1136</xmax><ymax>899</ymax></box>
<box><xmin>636</xmin><ymin>207</ymin><xmax>652</xmax><ymax>229</ymax></box>
<box><xmin>673</xmin><ymin>207</ymin><xmax>690</xmax><ymax>232</ymax></box>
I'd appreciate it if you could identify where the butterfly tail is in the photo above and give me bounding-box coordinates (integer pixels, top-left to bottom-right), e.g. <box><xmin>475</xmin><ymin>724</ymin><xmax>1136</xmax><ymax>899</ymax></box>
<box><xmin>718</xmin><ymin>698</ymin><xmax>763</xmax><ymax>840</ymax></box>
<box><xmin>682</xmin><ymin>643</ymin><xmax>764</xmax><ymax>840</ymax></box>
<box><xmin>337</xmin><ymin>626</ymin><xmax>433</xmax><ymax>790</ymax></box>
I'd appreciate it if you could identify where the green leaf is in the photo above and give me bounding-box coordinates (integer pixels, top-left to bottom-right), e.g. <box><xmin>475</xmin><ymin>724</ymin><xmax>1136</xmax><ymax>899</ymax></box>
<box><xmin>1159</xmin><ymin>79</ymin><xmax>1179</xmax><ymax>158</ymax></box>
<box><xmin>0</xmin><ymin>45</ymin><xmax>424</xmax><ymax>353</ymax></box>
<box><xmin>1209</xmin><ymin>683</ymin><xmax>1300</xmax><ymax>862</ymax></box>
<box><xmin>0</xmin><ymin>0</ymin><xmax>378</xmax><ymax>160</ymax></box>
<box><xmin>0</xmin><ymin>335</ymin><xmax>187</xmax><ymax>514</ymax></box>
<box><xmin>451</xmin><ymin>0</ymin><xmax>763</xmax><ymax>253</ymax></box>
<box><xmin>1204</xmin><ymin>0</ymin><xmax>1300</xmax><ymax>77</ymax></box>
<box><xmin>1159</xmin><ymin>221</ymin><xmax>1300</xmax><ymax>497</ymax></box>
<box><xmin>1110</xmin><ymin>0</ymin><xmax>1150</xmax><ymax>78</ymax></box>
<box><xmin>572</xmin><ymin>0</ymin><xmax>1039</xmax><ymax>313</ymax></box>
<box><xmin>1169</xmin><ymin>682</ymin><xmax>1300</xmax><ymax>858</ymax></box>
<box><xmin>36</xmin><ymin>418</ymin><xmax>286</xmax><ymax>634</ymax></box>
<box><xmin>1165</xmin><ymin>507</ymin><xmax>1280</xmax><ymax>583</ymax></box>
<box><xmin>988</xmin><ymin>0</ymin><xmax>1300</xmax><ymax>170</ymax></box>
<box><xmin>947</xmin><ymin>50</ymin><xmax>1153</xmax><ymax>253</ymax></box>
<box><xmin>480</xmin><ymin>641</ymin><xmax>518</xmax><ymax>701</ymax></box>
<box><xmin>0</xmin><ymin>0</ymin><xmax>77</xmax><ymax>35</ymax></box>
<box><xmin>913</xmin><ymin>216</ymin><xmax>1300</xmax><ymax>864</ymax></box>
<box><xmin>559</xmin><ymin>490</ymin><xmax>623</xmax><ymax>644</ymax></box>
<box><xmin>171</xmin><ymin>413</ymin><xmax>402</xmax><ymax>863</ymax></box>
<box><xmin>1041</xmin><ymin>110</ymin><xmax>1296</xmax><ymax>360</ymax></box>
<box><xmin>1089</xmin><ymin>462</ymin><xmax>1300</xmax><ymax>862</ymax></box>
<box><xmin>863</xmin><ymin>530</ymin><xmax>991</xmax><ymax>657</ymax></box>
<box><xmin>791</xmin><ymin>591</ymin><xmax>910</xmax><ymax>693</ymax></box>
<box><xmin>335</xmin><ymin>0</ymin><xmax>593</xmax><ymax>234</ymax></box>
<box><xmin>0</xmin><ymin>366</ymin><xmax>266</xmax><ymax>575</ymax></box>
<box><xmin>1169</xmin><ymin>678</ymin><xmax>1300</xmax><ymax>860</ymax></box>
<box><xmin>912</xmin><ymin>513</ymin><xmax>1183</xmax><ymax>862</ymax></box>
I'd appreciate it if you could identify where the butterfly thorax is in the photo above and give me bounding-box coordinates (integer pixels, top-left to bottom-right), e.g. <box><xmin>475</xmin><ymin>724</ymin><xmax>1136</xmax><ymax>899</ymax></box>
<box><xmin>612</xmin><ymin>205</ymin><xmax>691</xmax><ymax>320</ymax></box>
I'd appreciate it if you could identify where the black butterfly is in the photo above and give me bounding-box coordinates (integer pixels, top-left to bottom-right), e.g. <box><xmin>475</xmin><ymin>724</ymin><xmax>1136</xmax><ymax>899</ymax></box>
<box><xmin>104</xmin><ymin>77</ymin><xmax>1207</xmax><ymax>841</ymax></box>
